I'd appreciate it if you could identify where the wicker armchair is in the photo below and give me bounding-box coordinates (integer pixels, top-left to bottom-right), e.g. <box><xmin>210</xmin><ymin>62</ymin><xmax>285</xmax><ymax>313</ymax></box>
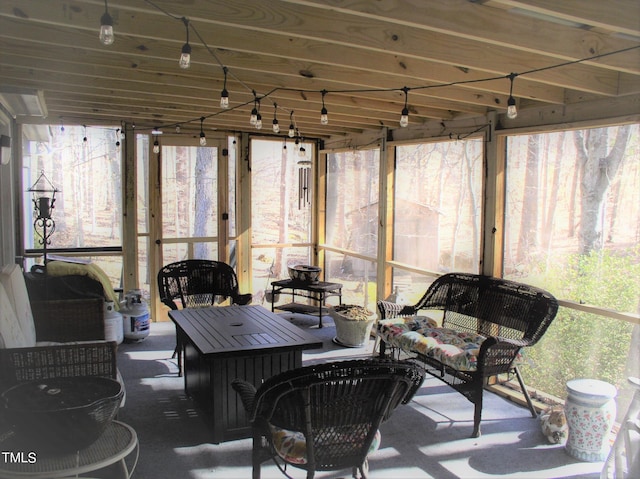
<box><xmin>377</xmin><ymin>272</ymin><xmax>558</xmax><ymax>437</ymax></box>
<box><xmin>232</xmin><ymin>359</ymin><xmax>425</xmax><ymax>479</ymax></box>
<box><xmin>157</xmin><ymin>259</ymin><xmax>252</xmax><ymax>375</ymax></box>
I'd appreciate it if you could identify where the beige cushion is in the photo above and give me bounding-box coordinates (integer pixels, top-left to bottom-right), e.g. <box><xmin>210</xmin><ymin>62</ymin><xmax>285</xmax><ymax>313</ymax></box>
<box><xmin>0</xmin><ymin>282</ymin><xmax>29</xmax><ymax>348</ymax></box>
<box><xmin>0</xmin><ymin>264</ymin><xmax>36</xmax><ymax>346</ymax></box>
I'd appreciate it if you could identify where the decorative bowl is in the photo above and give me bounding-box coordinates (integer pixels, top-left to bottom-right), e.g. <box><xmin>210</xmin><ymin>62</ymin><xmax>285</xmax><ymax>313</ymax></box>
<box><xmin>1</xmin><ymin>377</ymin><xmax>124</xmax><ymax>454</ymax></box>
<box><xmin>288</xmin><ymin>265</ymin><xmax>322</xmax><ymax>284</ymax></box>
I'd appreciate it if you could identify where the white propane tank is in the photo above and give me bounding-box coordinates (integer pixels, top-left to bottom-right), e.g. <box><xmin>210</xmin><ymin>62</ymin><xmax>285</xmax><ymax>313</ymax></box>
<box><xmin>121</xmin><ymin>289</ymin><xmax>150</xmax><ymax>341</ymax></box>
<box><xmin>103</xmin><ymin>300</ymin><xmax>123</xmax><ymax>344</ymax></box>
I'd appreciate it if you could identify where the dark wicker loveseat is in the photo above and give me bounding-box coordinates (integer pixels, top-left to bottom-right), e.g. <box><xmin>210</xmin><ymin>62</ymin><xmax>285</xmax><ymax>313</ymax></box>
<box><xmin>377</xmin><ymin>272</ymin><xmax>558</xmax><ymax>437</ymax></box>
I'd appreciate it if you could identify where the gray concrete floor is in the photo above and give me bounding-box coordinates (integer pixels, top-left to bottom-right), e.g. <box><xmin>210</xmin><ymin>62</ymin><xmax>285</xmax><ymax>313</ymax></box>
<box><xmin>115</xmin><ymin>318</ymin><xmax>606</xmax><ymax>479</ymax></box>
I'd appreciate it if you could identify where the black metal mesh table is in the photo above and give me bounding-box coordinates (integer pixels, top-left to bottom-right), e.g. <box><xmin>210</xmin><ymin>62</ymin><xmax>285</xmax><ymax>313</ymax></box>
<box><xmin>269</xmin><ymin>279</ymin><xmax>343</xmax><ymax>327</ymax></box>
<box><xmin>0</xmin><ymin>420</ymin><xmax>138</xmax><ymax>479</ymax></box>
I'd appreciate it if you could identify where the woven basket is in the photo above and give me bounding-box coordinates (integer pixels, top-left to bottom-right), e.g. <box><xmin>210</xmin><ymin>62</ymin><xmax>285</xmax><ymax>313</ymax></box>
<box><xmin>1</xmin><ymin>376</ymin><xmax>123</xmax><ymax>453</ymax></box>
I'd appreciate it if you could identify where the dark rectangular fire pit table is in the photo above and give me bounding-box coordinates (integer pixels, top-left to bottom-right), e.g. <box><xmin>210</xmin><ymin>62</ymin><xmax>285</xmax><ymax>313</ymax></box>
<box><xmin>169</xmin><ymin>304</ymin><xmax>322</xmax><ymax>443</ymax></box>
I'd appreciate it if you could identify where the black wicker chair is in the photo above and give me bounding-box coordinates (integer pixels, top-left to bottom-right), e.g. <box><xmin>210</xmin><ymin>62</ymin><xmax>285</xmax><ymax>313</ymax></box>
<box><xmin>377</xmin><ymin>272</ymin><xmax>558</xmax><ymax>437</ymax></box>
<box><xmin>158</xmin><ymin>259</ymin><xmax>252</xmax><ymax>375</ymax></box>
<box><xmin>232</xmin><ymin>359</ymin><xmax>425</xmax><ymax>479</ymax></box>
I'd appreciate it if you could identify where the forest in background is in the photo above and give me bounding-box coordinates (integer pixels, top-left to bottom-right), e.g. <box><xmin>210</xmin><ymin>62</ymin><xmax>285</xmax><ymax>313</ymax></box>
<box><xmin>24</xmin><ymin>124</ymin><xmax>639</xmax><ymax>406</ymax></box>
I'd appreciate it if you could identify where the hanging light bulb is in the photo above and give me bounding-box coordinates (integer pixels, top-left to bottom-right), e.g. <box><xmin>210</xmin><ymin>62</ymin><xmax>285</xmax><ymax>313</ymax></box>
<box><xmin>253</xmin><ymin>99</ymin><xmax>262</xmax><ymax>128</ymax></box>
<box><xmin>320</xmin><ymin>90</ymin><xmax>329</xmax><ymax>125</ymax></box>
<box><xmin>153</xmin><ymin>135</ymin><xmax>160</xmax><ymax>154</ymax></box>
<box><xmin>249</xmin><ymin>94</ymin><xmax>258</xmax><ymax>125</ymax></box>
<box><xmin>399</xmin><ymin>87</ymin><xmax>410</xmax><ymax>127</ymax></box>
<box><xmin>506</xmin><ymin>73</ymin><xmax>518</xmax><ymax>119</ymax></box>
<box><xmin>400</xmin><ymin>107</ymin><xmax>409</xmax><ymax>127</ymax></box>
<box><xmin>179</xmin><ymin>18</ymin><xmax>191</xmax><ymax>69</ymax></box>
<box><xmin>99</xmin><ymin>0</ymin><xmax>114</xmax><ymax>45</ymax></box>
<box><xmin>199</xmin><ymin>117</ymin><xmax>207</xmax><ymax>146</ymax></box>
<box><xmin>175</xmin><ymin>124</ymin><xmax>181</xmax><ymax>134</ymax></box>
<box><xmin>220</xmin><ymin>67</ymin><xmax>229</xmax><ymax>109</ymax></box>
<box><xmin>179</xmin><ymin>43</ymin><xmax>191</xmax><ymax>69</ymax></box>
<box><xmin>272</xmin><ymin>103</ymin><xmax>280</xmax><ymax>133</ymax></box>
<box><xmin>288</xmin><ymin>111</ymin><xmax>295</xmax><ymax>138</ymax></box>
<box><xmin>283</xmin><ymin>138</ymin><xmax>287</xmax><ymax>150</ymax></box>
<box><xmin>199</xmin><ymin>119</ymin><xmax>207</xmax><ymax>145</ymax></box>
<box><xmin>507</xmin><ymin>97</ymin><xmax>517</xmax><ymax>119</ymax></box>
<box><xmin>298</xmin><ymin>136</ymin><xmax>306</xmax><ymax>157</ymax></box>
<box><xmin>83</xmin><ymin>125</ymin><xmax>88</xmax><ymax>143</ymax></box>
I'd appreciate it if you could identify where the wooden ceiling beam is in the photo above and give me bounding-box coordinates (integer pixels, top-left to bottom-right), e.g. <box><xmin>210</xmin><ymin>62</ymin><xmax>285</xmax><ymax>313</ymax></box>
<box><xmin>284</xmin><ymin>0</ymin><xmax>640</xmax><ymax>75</ymax></box>
<box><xmin>0</xmin><ymin>38</ymin><xmax>495</xmax><ymax>114</ymax></box>
<box><xmin>0</xmin><ymin>14</ymin><xmax>565</xmax><ymax>106</ymax></box>
<box><xmin>488</xmin><ymin>0</ymin><xmax>640</xmax><ymax>38</ymax></box>
<box><xmin>0</xmin><ymin>0</ymin><xmax>627</xmax><ymax>95</ymax></box>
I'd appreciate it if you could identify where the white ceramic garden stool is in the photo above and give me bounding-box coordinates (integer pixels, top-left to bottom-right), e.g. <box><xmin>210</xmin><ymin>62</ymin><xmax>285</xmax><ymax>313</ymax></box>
<box><xmin>565</xmin><ymin>379</ymin><xmax>617</xmax><ymax>462</ymax></box>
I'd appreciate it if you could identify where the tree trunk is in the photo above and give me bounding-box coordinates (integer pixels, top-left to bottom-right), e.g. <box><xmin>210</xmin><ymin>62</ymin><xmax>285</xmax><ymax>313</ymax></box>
<box><xmin>194</xmin><ymin>147</ymin><xmax>214</xmax><ymax>259</ymax></box>
<box><xmin>516</xmin><ymin>135</ymin><xmax>539</xmax><ymax>264</ymax></box>
<box><xmin>543</xmin><ymin>134</ymin><xmax>563</xmax><ymax>250</ymax></box>
<box><xmin>574</xmin><ymin>126</ymin><xmax>630</xmax><ymax>254</ymax></box>
<box><xmin>275</xmin><ymin>145</ymin><xmax>288</xmax><ymax>275</ymax></box>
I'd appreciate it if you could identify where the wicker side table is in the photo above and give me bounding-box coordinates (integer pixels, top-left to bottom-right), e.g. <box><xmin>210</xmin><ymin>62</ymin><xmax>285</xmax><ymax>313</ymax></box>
<box><xmin>0</xmin><ymin>420</ymin><xmax>138</xmax><ymax>479</ymax></box>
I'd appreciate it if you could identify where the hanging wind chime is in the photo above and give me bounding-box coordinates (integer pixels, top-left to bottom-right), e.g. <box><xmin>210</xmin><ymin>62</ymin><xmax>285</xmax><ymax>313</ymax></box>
<box><xmin>296</xmin><ymin>136</ymin><xmax>311</xmax><ymax>209</ymax></box>
<box><xmin>298</xmin><ymin>161</ymin><xmax>311</xmax><ymax>209</ymax></box>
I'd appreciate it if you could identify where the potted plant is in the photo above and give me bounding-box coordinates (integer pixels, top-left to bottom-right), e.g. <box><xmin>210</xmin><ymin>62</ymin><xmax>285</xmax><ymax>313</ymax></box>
<box><xmin>329</xmin><ymin>304</ymin><xmax>375</xmax><ymax>348</ymax></box>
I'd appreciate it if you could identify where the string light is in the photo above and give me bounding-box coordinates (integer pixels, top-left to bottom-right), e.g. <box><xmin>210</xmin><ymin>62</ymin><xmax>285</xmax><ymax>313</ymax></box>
<box><xmin>153</xmin><ymin>135</ymin><xmax>160</xmax><ymax>154</ymax></box>
<box><xmin>320</xmin><ymin>90</ymin><xmax>328</xmax><ymax>125</ymax></box>
<box><xmin>175</xmin><ymin>125</ymin><xmax>180</xmax><ymax>134</ymax></box>
<box><xmin>272</xmin><ymin>103</ymin><xmax>280</xmax><ymax>133</ymax></box>
<box><xmin>83</xmin><ymin>125</ymin><xmax>88</xmax><ymax>143</ymax></box>
<box><xmin>220</xmin><ymin>67</ymin><xmax>229</xmax><ymax>109</ymax></box>
<box><xmin>400</xmin><ymin>87</ymin><xmax>409</xmax><ymax>127</ymax></box>
<box><xmin>199</xmin><ymin>117</ymin><xmax>206</xmax><ymax>146</ymax></box>
<box><xmin>99</xmin><ymin>0</ymin><xmax>114</xmax><ymax>45</ymax></box>
<box><xmin>288</xmin><ymin>111</ymin><xmax>295</xmax><ymax>138</ymax></box>
<box><xmin>179</xmin><ymin>18</ymin><xmax>191</xmax><ymax>69</ymax></box>
<box><xmin>250</xmin><ymin>93</ymin><xmax>258</xmax><ymax>125</ymax></box>
<box><xmin>132</xmin><ymin>1</ymin><xmax>639</xmax><ymax>139</ymax></box>
<box><xmin>255</xmin><ymin>100</ymin><xmax>262</xmax><ymax>129</ymax></box>
<box><xmin>507</xmin><ymin>73</ymin><xmax>518</xmax><ymax>119</ymax></box>
<box><xmin>295</xmin><ymin>131</ymin><xmax>306</xmax><ymax>157</ymax></box>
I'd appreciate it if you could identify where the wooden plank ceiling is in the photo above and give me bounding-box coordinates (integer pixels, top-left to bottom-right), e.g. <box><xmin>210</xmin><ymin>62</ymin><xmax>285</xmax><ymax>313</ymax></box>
<box><xmin>0</xmin><ymin>0</ymin><xmax>638</xmax><ymax>139</ymax></box>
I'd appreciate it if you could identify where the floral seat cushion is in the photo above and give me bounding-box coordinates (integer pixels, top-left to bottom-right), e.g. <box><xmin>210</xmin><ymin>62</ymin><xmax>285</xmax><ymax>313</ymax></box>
<box><xmin>378</xmin><ymin>316</ymin><xmax>486</xmax><ymax>372</ymax></box>
<box><xmin>269</xmin><ymin>425</ymin><xmax>381</xmax><ymax>465</ymax></box>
